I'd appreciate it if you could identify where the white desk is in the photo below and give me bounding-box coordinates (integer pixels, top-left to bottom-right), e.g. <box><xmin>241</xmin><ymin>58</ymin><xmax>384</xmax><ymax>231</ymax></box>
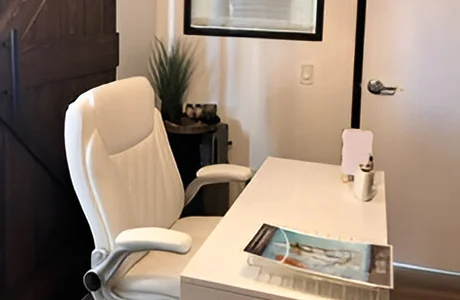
<box><xmin>181</xmin><ymin>157</ymin><xmax>388</xmax><ymax>300</ymax></box>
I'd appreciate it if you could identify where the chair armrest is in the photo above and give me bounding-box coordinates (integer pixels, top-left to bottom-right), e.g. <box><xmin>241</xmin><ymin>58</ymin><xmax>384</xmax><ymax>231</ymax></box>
<box><xmin>185</xmin><ymin>164</ymin><xmax>253</xmax><ymax>205</ymax></box>
<box><xmin>83</xmin><ymin>228</ymin><xmax>192</xmax><ymax>292</ymax></box>
<box><xmin>196</xmin><ymin>164</ymin><xmax>253</xmax><ymax>181</ymax></box>
<box><xmin>115</xmin><ymin>227</ymin><xmax>192</xmax><ymax>253</ymax></box>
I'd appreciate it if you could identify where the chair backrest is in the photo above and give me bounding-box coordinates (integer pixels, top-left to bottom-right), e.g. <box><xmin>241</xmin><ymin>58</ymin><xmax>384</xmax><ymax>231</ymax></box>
<box><xmin>65</xmin><ymin>77</ymin><xmax>184</xmax><ymax>251</ymax></box>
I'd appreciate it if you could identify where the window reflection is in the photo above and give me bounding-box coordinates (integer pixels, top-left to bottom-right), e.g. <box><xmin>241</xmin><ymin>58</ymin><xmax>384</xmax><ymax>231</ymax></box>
<box><xmin>190</xmin><ymin>0</ymin><xmax>319</xmax><ymax>34</ymax></box>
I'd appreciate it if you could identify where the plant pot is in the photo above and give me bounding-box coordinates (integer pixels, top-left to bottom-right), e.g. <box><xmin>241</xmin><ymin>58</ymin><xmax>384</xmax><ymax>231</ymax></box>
<box><xmin>164</xmin><ymin>120</ymin><xmax>219</xmax><ymax>134</ymax></box>
<box><xmin>161</xmin><ymin>104</ymin><xmax>184</xmax><ymax>124</ymax></box>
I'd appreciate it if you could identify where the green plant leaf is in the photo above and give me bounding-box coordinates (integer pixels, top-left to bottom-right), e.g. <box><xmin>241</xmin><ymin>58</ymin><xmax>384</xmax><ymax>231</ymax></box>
<box><xmin>147</xmin><ymin>37</ymin><xmax>197</xmax><ymax>121</ymax></box>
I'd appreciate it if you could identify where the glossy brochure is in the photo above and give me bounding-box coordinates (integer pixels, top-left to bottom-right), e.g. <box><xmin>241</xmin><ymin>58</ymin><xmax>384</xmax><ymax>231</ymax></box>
<box><xmin>244</xmin><ymin>224</ymin><xmax>393</xmax><ymax>289</ymax></box>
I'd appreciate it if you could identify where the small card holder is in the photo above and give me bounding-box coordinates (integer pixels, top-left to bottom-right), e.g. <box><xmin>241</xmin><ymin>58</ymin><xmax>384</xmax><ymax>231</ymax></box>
<box><xmin>341</xmin><ymin>129</ymin><xmax>374</xmax><ymax>183</ymax></box>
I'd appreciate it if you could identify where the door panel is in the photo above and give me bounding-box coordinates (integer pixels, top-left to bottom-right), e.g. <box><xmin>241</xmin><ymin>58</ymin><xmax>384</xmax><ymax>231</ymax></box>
<box><xmin>361</xmin><ymin>0</ymin><xmax>460</xmax><ymax>272</ymax></box>
<box><xmin>0</xmin><ymin>0</ymin><xmax>118</xmax><ymax>298</ymax></box>
<box><xmin>20</xmin><ymin>36</ymin><xmax>118</xmax><ymax>88</ymax></box>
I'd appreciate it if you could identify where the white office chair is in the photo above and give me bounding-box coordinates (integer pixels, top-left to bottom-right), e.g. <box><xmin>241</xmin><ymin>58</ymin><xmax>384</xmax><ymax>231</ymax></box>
<box><xmin>64</xmin><ymin>77</ymin><xmax>252</xmax><ymax>300</ymax></box>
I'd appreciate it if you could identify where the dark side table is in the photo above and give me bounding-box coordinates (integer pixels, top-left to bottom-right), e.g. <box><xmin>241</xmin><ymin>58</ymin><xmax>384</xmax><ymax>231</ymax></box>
<box><xmin>165</xmin><ymin>121</ymin><xmax>230</xmax><ymax>217</ymax></box>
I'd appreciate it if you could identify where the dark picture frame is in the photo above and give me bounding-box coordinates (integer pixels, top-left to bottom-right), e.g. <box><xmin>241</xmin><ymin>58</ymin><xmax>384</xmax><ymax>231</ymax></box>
<box><xmin>184</xmin><ymin>0</ymin><xmax>325</xmax><ymax>42</ymax></box>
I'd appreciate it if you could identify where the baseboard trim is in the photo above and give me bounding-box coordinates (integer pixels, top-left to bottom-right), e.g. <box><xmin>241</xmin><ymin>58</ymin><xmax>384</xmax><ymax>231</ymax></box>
<box><xmin>394</xmin><ymin>263</ymin><xmax>460</xmax><ymax>277</ymax></box>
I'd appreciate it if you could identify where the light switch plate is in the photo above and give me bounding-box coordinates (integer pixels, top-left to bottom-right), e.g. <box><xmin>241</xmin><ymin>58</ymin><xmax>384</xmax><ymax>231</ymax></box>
<box><xmin>300</xmin><ymin>64</ymin><xmax>314</xmax><ymax>85</ymax></box>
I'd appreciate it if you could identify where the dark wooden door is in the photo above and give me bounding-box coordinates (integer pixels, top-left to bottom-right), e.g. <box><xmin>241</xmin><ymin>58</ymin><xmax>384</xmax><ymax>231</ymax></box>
<box><xmin>0</xmin><ymin>1</ymin><xmax>118</xmax><ymax>299</ymax></box>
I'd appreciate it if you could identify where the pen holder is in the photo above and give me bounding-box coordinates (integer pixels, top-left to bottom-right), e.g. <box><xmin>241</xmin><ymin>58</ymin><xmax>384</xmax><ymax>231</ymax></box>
<box><xmin>353</xmin><ymin>167</ymin><xmax>375</xmax><ymax>202</ymax></box>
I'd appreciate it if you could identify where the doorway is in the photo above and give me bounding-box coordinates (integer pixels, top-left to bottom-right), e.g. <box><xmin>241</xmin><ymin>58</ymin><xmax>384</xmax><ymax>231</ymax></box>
<box><xmin>0</xmin><ymin>1</ymin><xmax>118</xmax><ymax>299</ymax></box>
<box><xmin>353</xmin><ymin>0</ymin><xmax>460</xmax><ymax>273</ymax></box>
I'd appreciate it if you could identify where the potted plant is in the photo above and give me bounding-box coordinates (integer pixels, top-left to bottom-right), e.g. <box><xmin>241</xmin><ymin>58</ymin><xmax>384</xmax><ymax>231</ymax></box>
<box><xmin>148</xmin><ymin>37</ymin><xmax>196</xmax><ymax>124</ymax></box>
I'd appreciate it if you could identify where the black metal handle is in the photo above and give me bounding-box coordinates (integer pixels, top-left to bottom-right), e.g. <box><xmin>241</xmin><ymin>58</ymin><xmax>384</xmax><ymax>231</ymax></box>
<box><xmin>10</xmin><ymin>28</ymin><xmax>20</xmax><ymax>112</ymax></box>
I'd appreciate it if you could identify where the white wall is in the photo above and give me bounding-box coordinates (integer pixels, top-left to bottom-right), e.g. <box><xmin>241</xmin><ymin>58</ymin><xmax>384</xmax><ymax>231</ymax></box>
<box><xmin>117</xmin><ymin>0</ymin><xmax>357</xmax><ymax>168</ymax></box>
<box><xmin>116</xmin><ymin>0</ymin><xmax>157</xmax><ymax>79</ymax></box>
<box><xmin>156</xmin><ymin>0</ymin><xmax>357</xmax><ymax>169</ymax></box>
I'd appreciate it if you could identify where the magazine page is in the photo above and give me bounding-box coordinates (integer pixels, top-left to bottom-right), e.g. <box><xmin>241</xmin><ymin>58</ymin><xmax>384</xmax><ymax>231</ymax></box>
<box><xmin>244</xmin><ymin>224</ymin><xmax>393</xmax><ymax>289</ymax></box>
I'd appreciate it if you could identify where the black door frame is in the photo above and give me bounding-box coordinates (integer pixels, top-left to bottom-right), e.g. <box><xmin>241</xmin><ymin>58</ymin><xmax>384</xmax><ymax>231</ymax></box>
<box><xmin>351</xmin><ymin>0</ymin><xmax>367</xmax><ymax>129</ymax></box>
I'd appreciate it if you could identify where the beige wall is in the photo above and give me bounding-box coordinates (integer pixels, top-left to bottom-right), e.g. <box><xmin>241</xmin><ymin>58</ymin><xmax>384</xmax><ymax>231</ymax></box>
<box><xmin>116</xmin><ymin>0</ymin><xmax>357</xmax><ymax>205</ymax></box>
<box><xmin>116</xmin><ymin>0</ymin><xmax>157</xmax><ymax>79</ymax></box>
<box><xmin>117</xmin><ymin>0</ymin><xmax>357</xmax><ymax>168</ymax></box>
<box><xmin>156</xmin><ymin>0</ymin><xmax>358</xmax><ymax>169</ymax></box>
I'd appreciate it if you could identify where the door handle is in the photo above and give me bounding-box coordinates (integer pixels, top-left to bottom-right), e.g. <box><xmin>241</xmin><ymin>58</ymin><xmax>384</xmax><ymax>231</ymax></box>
<box><xmin>2</xmin><ymin>29</ymin><xmax>20</xmax><ymax>112</ymax></box>
<box><xmin>9</xmin><ymin>28</ymin><xmax>20</xmax><ymax>112</ymax></box>
<box><xmin>367</xmin><ymin>79</ymin><xmax>398</xmax><ymax>96</ymax></box>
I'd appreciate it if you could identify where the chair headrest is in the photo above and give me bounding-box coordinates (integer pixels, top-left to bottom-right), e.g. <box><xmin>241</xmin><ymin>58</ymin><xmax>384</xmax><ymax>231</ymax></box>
<box><xmin>88</xmin><ymin>77</ymin><xmax>156</xmax><ymax>155</ymax></box>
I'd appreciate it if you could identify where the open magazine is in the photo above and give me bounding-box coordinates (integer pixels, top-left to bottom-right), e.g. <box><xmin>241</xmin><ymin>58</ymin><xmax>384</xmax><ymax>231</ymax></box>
<box><xmin>244</xmin><ymin>224</ymin><xmax>393</xmax><ymax>289</ymax></box>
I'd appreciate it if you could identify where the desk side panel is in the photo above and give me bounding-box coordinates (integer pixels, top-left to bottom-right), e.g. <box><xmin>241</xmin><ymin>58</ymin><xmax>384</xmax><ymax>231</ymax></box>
<box><xmin>181</xmin><ymin>282</ymin><xmax>268</xmax><ymax>300</ymax></box>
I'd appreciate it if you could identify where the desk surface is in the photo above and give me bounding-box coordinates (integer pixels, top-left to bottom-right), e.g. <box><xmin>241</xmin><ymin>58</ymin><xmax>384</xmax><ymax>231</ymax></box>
<box><xmin>181</xmin><ymin>157</ymin><xmax>388</xmax><ymax>300</ymax></box>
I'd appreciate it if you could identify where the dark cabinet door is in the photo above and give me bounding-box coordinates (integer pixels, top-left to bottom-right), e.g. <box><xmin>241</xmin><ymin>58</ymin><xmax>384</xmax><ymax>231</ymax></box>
<box><xmin>0</xmin><ymin>1</ymin><xmax>118</xmax><ymax>299</ymax></box>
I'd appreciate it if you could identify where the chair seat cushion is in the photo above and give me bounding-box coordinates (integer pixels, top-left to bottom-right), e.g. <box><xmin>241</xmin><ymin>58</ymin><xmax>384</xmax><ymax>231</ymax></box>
<box><xmin>113</xmin><ymin>217</ymin><xmax>221</xmax><ymax>300</ymax></box>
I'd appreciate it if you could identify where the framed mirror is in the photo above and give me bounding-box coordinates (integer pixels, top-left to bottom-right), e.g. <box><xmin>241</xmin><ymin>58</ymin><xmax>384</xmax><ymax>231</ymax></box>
<box><xmin>184</xmin><ymin>0</ymin><xmax>325</xmax><ymax>41</ymax></box>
